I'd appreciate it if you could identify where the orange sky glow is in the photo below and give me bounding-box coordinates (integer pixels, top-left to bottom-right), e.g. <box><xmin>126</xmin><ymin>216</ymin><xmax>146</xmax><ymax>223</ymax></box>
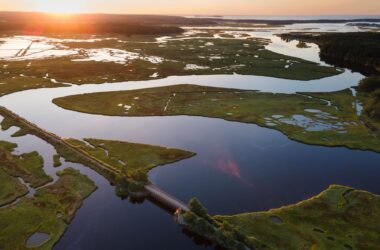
<box><xmin>0</xmin><ymin>0</ymin><xmax>379</xmax><ymax>15</ymax></box>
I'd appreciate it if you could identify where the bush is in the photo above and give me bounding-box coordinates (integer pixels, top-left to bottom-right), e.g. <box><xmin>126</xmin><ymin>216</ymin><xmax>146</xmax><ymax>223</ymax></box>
<box><xmin>358</xmin><ymin>77</ymin><xmax>380</xmax><ymax>120</ymax></box>
<box><xmin>188</xmin><ymin>198</ymin><xmax>208</xmax><ymax>219</ymax></box>
<box><xmin>128</xmin><ymin>170</ymin><xmax>148</xmax><ymax>183</ymax></box>
<box><xmin>358</xmin><ymin>77</ymin><xmax>380</xmax><ymax>93</ymax></box>
<box><xmin>182</xmin><ymin>211</ymin><xmax>197</xmax><ymax>224</ymax></box>
<box><xmin>115</xmin><ymin>177</ymin><xmax>129</xmax><ymax>198</ymax></box>
<box><xmin>364</xmin><ymin>89</ymin><xmax>380</xmax><ymax>119</ymax></box>
<box><xmin>193</xmin><ymin>218</ymin><xmax>215</xmax><ymax>235</ymax></box>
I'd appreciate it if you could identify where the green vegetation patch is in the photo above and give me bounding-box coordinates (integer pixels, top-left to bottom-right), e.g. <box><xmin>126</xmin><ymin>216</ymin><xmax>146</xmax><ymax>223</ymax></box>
<box><xmin>0</xmin><ymin>69</ymin><xmax>67</xmax><ymax>97</ymax></box>
<box><xmin>53</xmin><ymin>154</ymin><xmax>62</xmax><ymax>168</ymax></box>
<box><xmin>0</xmin><ymin>107</ymin><xmax>118</xmax><ymax>183</ymax></box>
<box><xmin>66</xmin><ymin>138</ymin><xmax>195</xmax><ymax>178</ymax></box>
<box><xmin>0</xmin><ymin>29</ymin><xmax>341</xmax><ymax>94</ymax></box>
<box><xmin>0</xmin><ymin>167</ymin><xmax>27</xmax><ymax>207</ymax></box>
<box><xmin>358</xmin><ymin>76</ymin><xmax>380</xmax><ymax>120</ymax></box>
<box><xmin>0</xmin><ymin>167</ymin><xmax>96</xmax><ymax>250</ymax></box>
<box><xmin>181</xmin><ymin>198</ymin><xmax>249</xmax><ymax>250</ymax></box>
<box><xmin>119</xmin><ymin>33</ymin><xmax>340</xmax><ymax>81</ymax></box>
<box><xmin>0</xmin><ymin>140</ymin><xmax>52</xmax><ymax>188</ymax></box>
<box><xmin>53</xmin><ymin>84</ymin><xmax>380</xmax><ymax>152</ymax></box>
<box><xmin>215</xmin><ymin>185</ymin><xmax>380</xmax><ymax>249</ymax></box>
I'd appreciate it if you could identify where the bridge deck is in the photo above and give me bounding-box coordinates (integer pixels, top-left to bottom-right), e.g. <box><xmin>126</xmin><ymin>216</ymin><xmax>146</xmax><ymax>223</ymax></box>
<box><xmin>146</xmin><ymin>185</ymin><xmax>188</xmax><ymax>212</ymax></box>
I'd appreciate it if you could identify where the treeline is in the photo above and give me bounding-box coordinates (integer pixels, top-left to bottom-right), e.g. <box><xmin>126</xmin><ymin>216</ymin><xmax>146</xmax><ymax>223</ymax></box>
<box><xmin>358</xmin><ymin>77</ymin><xmax>380</xmax><ymax>120</ymax></box>
<box><xmin>0</xmin><ymin>21</ymin><xmax>184</xmax><ymax>36</ymax></box>
<box><xmin>181</xmin><ymin>198</ymin><xmax>253</xmax><ymax>250</ymax></box>
<box><xmin>280</xmin><ymin>32</ymin><xmax>380</xmax><ymax>75</ymax></box>
<box><xmin>3</xmin><ymin>11</ymin><xmax>379</xmax><ymax>28</ymax></box>
<box><xmin>0</xmin><ymin>11</ymin><xmax>216</xmax><ymax>25</ymax></box>
<box><xmin>233</xmin><ymin>19</ymin><xmax>380</xmax><ymax>25</ymax></box>
<box><xmin>0</xmin><ymin>12</ymin><xmax>219</xmax><ymax>36</ymax></box>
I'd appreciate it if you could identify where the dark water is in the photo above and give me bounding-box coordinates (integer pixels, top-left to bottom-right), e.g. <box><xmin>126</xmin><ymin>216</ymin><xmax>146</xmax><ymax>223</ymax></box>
<box><xmin>53</xmin><ymin>119</ymin><xmax>380</xmax><ymax>249</ymax></box>
<box><xmin>3</xmin><ymin>114</ymin><xmax>380</xmax><ymax>250</ymax></box>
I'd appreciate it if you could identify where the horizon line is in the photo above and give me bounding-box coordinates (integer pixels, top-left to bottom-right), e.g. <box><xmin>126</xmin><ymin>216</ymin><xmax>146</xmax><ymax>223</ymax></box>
<box><xmin>0</xmin><ymin>10</ymin><xmax>380</xmax><ymax>17</ymax></box>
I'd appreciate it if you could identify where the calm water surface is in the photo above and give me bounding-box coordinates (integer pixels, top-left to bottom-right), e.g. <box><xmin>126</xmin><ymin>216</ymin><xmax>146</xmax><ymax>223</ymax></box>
<box><xmin>0</xmin><ymin>26</ymin><xmax>378</xmax><ymax>249</ymax></box>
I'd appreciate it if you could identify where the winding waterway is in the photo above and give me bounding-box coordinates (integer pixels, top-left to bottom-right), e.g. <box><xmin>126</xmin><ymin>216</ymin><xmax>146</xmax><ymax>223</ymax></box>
<box><xmin>1</xmin><ymin>23</ymin><xmax>379</xmax><ymax>249</ymax></box>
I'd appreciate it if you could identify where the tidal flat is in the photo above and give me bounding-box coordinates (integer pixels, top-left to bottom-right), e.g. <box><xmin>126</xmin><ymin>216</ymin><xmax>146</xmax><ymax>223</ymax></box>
<box><xmin>0</xmin><ymin>30</ymin><xmax>341</xmax><ymax>97</ymax></box>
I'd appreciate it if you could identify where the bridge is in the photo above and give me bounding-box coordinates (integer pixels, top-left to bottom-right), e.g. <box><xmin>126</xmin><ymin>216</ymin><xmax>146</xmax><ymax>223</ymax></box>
<box><xmin>146</xmin><ymin>184</ymin><xmax>188</xmax><ymax>212</ymax></box>
<box><xmin>0</xmin><ymin>106</ymin><xmax>189</xmax><ymax>213</ymax></box>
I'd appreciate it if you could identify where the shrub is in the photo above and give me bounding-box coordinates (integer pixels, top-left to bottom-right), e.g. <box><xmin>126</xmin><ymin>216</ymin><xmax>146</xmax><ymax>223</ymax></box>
<box><xmin>358</xmin><ymin>76</ymin><xmax>380</xmax><ymax>93</ymax></box>
<box><xmin>182</xmin><ymin>211</ymin><xmax>197</xmax><ymax>224</ymax></box>
<box><xmin>188</xmin><ymin>198</ymin><xmax>208</xmax><ymax>219</ymax></box>
<box><xmin>364</xmin><ymin>89</ymin><xmax>380</xmax><ymax>119</ymax></box>
<box><xmin>128</xmin><ymin>170</ymin><xmax>148</xmax><ymax>183</ymax></box>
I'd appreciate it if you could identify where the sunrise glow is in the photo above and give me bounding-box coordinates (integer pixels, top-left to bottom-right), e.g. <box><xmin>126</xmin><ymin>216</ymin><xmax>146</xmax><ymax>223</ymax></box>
<box><xmin>33</xmin><ymin>0</ymin><xmax>86</xmax><ymax>14</ymax></box>
<box><xmin>0</xmin><ymin>0</ymin><xmax>379</xmax><ymax>15</ymax></box>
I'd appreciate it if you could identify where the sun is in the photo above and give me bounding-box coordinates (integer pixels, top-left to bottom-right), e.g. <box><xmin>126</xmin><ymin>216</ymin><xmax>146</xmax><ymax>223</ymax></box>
<box><xmin>33</xmin><ymin>0</ymin><xmax>86</xmax><ymax>14</ymax></box>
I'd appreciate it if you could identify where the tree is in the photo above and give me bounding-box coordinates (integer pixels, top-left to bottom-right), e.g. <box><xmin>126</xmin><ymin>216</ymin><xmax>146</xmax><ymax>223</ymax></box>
<box><xmin>182</xmin><ymin>211</ymin><xmax>197</xmax><ymax>224</ymax></box>
<box><xmin>115</xmin><ymin>176</ymin><xmax>129</xmax><ymax>198</ymax></box>
<box><xmin>358</xmin><ymin>76</ymin><xmax>380</xmax><ymax>93</ymax></box>
<box><xmin>188</xmin><ymin>198</ymin><xmax>208</xmax><ymax>219</ymax></box>
<box><xmin>128</xmin><ymin>170</ymin><xmax>148</xmax><ymax>183</ymax></box>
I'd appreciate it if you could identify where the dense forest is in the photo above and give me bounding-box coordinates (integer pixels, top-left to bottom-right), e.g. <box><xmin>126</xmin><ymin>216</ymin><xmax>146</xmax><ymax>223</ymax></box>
<box><xmin>234</xmin><ymin>19</ymin><xmax>380</xmax><ymax>25</ymax></box>
<box><xmin>280</xmin><ymin>32</ymin><xmax>380</xmax><ymax>75</ymax></box>
<box><xmin>358</xmin><ymin>76</ymin><xmax>380</xmax><ymax>120</ymax></box>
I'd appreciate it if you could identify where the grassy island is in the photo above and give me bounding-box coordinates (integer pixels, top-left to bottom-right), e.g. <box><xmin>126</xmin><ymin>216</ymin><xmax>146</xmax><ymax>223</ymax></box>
<box><xmin>66</xmin><ymin>138</ymin><xmax>195</xmax><ymax>178</ymax></box>
<box><xmin>180</xmin><ymin>186</ymin><xmax>380</xmax><ymax>249</ymax></box>
<box><xmin>0</xmin><ymin>140</ymin><xmax>52</xmax><ymax>189</ymax></box>
<box><xmin>53</xmin><ymin>84</ymin><xmax>380</xmax><ymax>153</ymax></box>
<box><xmin>63</xmin><ymin>138</ymin><xmax>195</xmax><ymax>197</ymax></box>
<box><xmin>214</xmin><ymin>185</ymin><xmax>380</xmax><ymax>249</ymax></box>
<box><xmin>0</xmin><ymin>168</ymin><xmax>96</xmax><ymax>250</ymax></box>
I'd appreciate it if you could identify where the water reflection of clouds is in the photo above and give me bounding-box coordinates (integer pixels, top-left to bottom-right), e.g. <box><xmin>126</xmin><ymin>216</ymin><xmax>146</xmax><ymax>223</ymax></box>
<box><xmin>217</xmin><ymin>158</ymin><xmax>241</xmax><ymax>179</ymax></box>
<box><xmin>204</xmin><ymin>147</ymin><xmax>254</xmax><ymax>187</ymax></box>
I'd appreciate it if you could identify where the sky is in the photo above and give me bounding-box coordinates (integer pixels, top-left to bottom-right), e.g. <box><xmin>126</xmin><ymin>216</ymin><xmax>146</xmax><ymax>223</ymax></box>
<box><xmin>0</xmin><ymin>0</ymin><xmax>379</xmax><ymax>15</ymax></box>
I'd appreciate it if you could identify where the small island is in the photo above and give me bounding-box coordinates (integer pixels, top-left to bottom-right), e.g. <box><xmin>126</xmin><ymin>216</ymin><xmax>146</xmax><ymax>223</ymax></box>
<box><xmin>53</xmin><ymin>82</ymin><xmax>380</xmax><ymax>153</ymax></box>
